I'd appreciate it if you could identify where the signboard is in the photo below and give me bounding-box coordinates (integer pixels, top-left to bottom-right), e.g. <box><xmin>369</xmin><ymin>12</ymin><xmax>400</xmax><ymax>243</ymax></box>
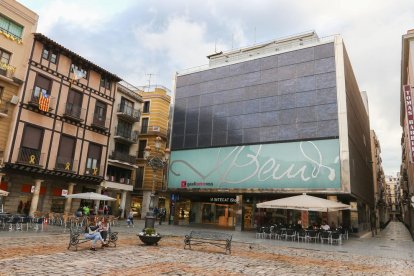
<box><xmin>168</xmin><ymin>139</ymin><xmax>341</xmax><ymax>190</ymax></box>
<box><xmin>403</xmin><ymin>84</ymin><xmax>414</xmax><ymax>162</ymax></box>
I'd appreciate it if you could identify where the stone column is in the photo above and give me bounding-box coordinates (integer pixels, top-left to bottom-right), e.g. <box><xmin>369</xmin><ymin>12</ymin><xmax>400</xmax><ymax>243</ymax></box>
<box><xmin>120</xmin><ymin>190</ymin><xmax>127</xmax><ymax>218</ymax></box>
<box><xmin>234</xmin><ymin>195</ymin><xmax>243</xmax><ymax>231</ymax></box>
<box><xmin>64</xmin><ymin>183</ymin><xmax>76</xmax><ymax>214</ymax></box>
<box><xmin>29</xmin><ymin>179</ymin><xmax>44</xmax><ymax>216</ymax></box>
<box><xmin>327</xmin><ymin>195</ymin><xmax>339</xmax><ymax>227</ymax></box>
<box><xmin>95</xmin><ymin>186</ymin><xmax>102</xmax><ymax>214</ymax></box>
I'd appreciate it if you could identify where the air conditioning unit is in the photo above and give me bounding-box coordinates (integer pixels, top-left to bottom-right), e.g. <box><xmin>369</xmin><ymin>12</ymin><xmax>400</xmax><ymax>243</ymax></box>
<box><xmin>152</xmin><ymin>126</ymin><xmax>160</xmax><ymax>132</ymax></box>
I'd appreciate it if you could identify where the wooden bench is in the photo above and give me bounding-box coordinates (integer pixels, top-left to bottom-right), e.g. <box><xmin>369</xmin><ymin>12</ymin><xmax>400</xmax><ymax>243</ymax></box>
<box><xmin>184</xmin><ymin>230</ymin><xmax>232</xmax><ymax>254</ymax></box>
<box><xmin>67</xmin><ymin>227</ymin><xmax>118</xmax><ymax>251</ymax></box>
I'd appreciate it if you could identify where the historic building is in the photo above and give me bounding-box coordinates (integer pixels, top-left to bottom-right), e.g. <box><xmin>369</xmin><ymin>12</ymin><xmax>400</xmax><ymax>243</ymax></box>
<box><xmin>1</xmin><ymin>33</ymin><xmax>120</xmax><ymax>216</ymax></box>
<box><xmin>0</xmin><ymin>0</ymin><xmax>38</xmax><ymax>187</ymax></box>
<box><xmin>168</xmin><ymin>31</ymin><xmax>373</xmax><ymax>231</ymax></box>
<box><xmin>384</xmin><ymin>175</ymin><xmax>401</xmax><ymax>220</ymax></box>
<box><xmin>370</xmin><ymin>130</ymin><xmax>386</xmax><ymax>228</ymax></box>
<box><xmin>131</xmin><ymin>86</ymin><xmax>171</xmax><ymax>219</ymax></box>
<box><xmin>104</xmin><ymin>81</ymin><xmax>142</xmax><ymax>218</ymax></box>
<box><xmin>400</xmin><ymin>29</ymin><xmax>414</xmax><ymax>239</ymax></box>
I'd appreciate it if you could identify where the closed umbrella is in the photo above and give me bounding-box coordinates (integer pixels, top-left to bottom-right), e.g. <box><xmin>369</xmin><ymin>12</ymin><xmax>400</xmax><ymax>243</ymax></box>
<box><xmin>256</xmin><ymin>193</ymin><xmax>350</xmax><ymax>212</ymax></box>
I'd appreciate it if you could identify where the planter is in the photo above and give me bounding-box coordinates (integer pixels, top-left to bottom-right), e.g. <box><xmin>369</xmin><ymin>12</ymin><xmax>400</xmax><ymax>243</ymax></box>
<box><xmin>138</xmin><ymin>234</ymin><xmax>161</xmax><ymax>245</ymax></box>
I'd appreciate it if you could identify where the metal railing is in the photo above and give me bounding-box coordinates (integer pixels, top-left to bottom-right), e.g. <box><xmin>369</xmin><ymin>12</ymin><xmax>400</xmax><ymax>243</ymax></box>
<box><xmin>63</xmin><ymin>102</ymin><xmax>85</xmax><ymax>121</ymax></box>
<box><xmin>28</xmin><ymin>89</ymin><xmax>56</xmax><ymax>111</ymax></box>
<box><xmin>105</xmin><ymin>175</ymin><xmax>134</xmax><ymax>185</ymax></box>
<box><xmin>141</xmin><ymin>125</ymin><xmax>168</xmax><ymax>137</ymax></box>
<box><xmin>55</xmin><ymin>156</ymin><xmax>78</xmax><ymax>172</ymax></box>
<box><xmin>0</xmin><ymin>62</ymin><xmax>16</xmax><ymax>79</ymax></box>
<box><xmin>17</xmin><ymin>147</ymin><xmax>45</xmax><ymax>167</ymax></box>
<box><xmin>114</xmin><ymin>127</ymin><xmax>138</xmax><ymax>143</ymax></box>
<box><xmin>116</xmin><ymin>104</ymin><xmax>141</xmax><ymax>121</ymax></box>
<box><xmin>109</xmin><ymin>150</ymin><xmax>136</xmax><ymax>164</ymax></box>
<box><xmin>91</xmin><ymin>114</ymin><xmax>110</xmax><ymax>130</ymax></box>
<box><xmin>84</xmin><ymin>163</ymin><xmax>104</xmax><ymax>177</ymax></box>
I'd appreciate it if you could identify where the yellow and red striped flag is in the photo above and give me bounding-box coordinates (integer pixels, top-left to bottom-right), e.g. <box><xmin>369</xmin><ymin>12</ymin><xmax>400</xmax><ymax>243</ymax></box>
<box><xmin>39</xmin><ymin>91</ymin><xmax>50</xmax><ymax>112</ymax></box>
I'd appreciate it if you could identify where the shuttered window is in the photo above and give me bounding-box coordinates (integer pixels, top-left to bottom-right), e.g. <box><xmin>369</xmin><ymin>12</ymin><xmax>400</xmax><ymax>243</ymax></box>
<box><xmin>22</xmin><ymin>125</ymin><xmax>43</xmax><ymax>150</ymax></box>
<box><xmin>0</xmin><ymin>14</ymin><xmax>23</xmax><ymax>39</ymax></box>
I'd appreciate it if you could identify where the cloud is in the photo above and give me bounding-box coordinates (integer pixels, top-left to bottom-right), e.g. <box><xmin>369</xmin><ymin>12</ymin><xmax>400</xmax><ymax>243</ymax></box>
<box><xmin>17</xmin><ymin>0</ymin><xmax>414</xmax><ymax>174</ymax></box>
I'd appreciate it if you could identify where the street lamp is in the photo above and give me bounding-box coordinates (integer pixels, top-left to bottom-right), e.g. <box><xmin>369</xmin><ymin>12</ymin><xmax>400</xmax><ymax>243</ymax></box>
<box><xmin>143</xmin><ymin>136</ymin><xmax>170</xmax><ymax>229</ymax></box>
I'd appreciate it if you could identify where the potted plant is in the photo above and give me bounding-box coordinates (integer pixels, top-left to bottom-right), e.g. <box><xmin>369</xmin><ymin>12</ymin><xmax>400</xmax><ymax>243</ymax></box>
<box><xmin>137</xmin><ymin>227</ymin><xmax>161</xmax><ymax>245</ymax></box>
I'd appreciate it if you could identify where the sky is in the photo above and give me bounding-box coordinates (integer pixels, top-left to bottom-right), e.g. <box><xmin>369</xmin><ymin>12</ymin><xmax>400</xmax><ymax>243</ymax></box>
<box><xmin>18</xmin><ymin>0</ymin><xmax>414</xmax><ymax>176</ymax></box>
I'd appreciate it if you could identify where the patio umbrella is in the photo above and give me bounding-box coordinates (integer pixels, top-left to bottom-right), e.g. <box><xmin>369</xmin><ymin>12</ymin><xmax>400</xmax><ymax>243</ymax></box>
<box><xmin>64</xmin><ymin>192</ymin><xmax>116</xmax><ymax>201</ymax></box>
<box><xmin>256</xmin><ymin>193</ymin><xmax>350</xmax><ymax>212</ymax></box>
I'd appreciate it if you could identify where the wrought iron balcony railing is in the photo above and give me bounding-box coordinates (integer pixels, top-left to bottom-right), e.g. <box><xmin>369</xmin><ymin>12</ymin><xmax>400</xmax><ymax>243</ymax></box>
<box><xmin>63</xmin><ymin>102</ymin><xmax>85</xmax><ymax>122</ymax></box>
<box><xmin>116</xmin><ymin>104</ymin><xmax>140</xmax><ymax>122</ymax></box>
<box><xmin>27</xmin><ymin>89</ymin><xmax>56</xmax><ymax>111</ymax></box>
<box><xmin>91</xmin><ymin>114</ymin><xmax>110</xmax><ymax>131</ymax></box>
<box><xmin>109</xmin><ymin>150</ymin><xmax>136</xmax><ymax>164</ymax></box>
<box><xmin>114</xmin><ymin>127</ymin><xmax>138</xmax><ymax>143</ymax></box>
<box><xmin>17</xmin><ymin>147</ymin><xmax>45</xmax><ymax>167</ymax></box>
<box><xmin>55</xmin><ymin>156</ymin><xmax>78</xmax><ymax>172</ymax></box>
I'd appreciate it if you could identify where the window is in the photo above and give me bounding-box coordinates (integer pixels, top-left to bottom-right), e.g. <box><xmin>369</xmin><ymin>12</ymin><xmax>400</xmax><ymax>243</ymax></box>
<box><xmin>66</xmin><ymin>89</ymin><xmax>83</xmax><ymax>118</ymax></box>
<box><xmin>19</xmin><ymin>125</ymin><xmax>43</xmax><ymax>165</ymax></box>
<box><xmin>42</xmin><ymin>48</ymin><xmax>58</xmax><ymax>64</ymax></box>
<box><xmin>137</xmin><ymin>140</ymin><xmax>147</xmax><ymax>158</ymax></box>
<box><xmin>0</xmin><ymin>14</ymin><xmax>23</xmax><ymax>39</ymax></box>
<box><xmin>56</xmin><ymin>135</ymin><xmax>76</xmax><ymax>170</ymax></box>
<box><xmin>42</xmin><ymin>48</ymin><xmax>49</xmax><ymax>59</ymax></box>
<box><xmin>93</xmin><ymin>101</ymin><xmax>106</xmax><ymax>126</ymax></box>
<box><xmin>120</xmin><ymin>97</ymin><xmax>134</xmax><ymax>114</ymax></box>
<box><xmin>115</xmin><ymin>142</ymin><xmax>129</xmax><ymax>153</ymax></box>
<box><xmin>117</xmin><ymin>119</ymin><xmax>132</xmax><ymax>136</ymax></box>
<box><xmin>135</xmin><ymin>167</ymin><xmax>144</xmax><ymax>189</ymax></box>
<box><xmin>33</xmin><ymin>75</ymin><xmax>51</xmax><ymax>100</ymax></box>
<box><xmin>141</xmin><ymin>118</ymin><xmax>149</xmax><ymax>134</ymax></box>
<box><xmin>100</xmin><ymin>76</ymin><xmax>111</xmax><ymax>89</ymax></box>
<box><xmin>0</xmin><ymin>48</ymin><xmax>11</xmax><ymax>76</ymax></box>
<box><xmin>143</xmin><ymin>101</ymin><xmax>150</xmax><ymax>113</ymax></box>
<box><xmin>86</xmin><ymin>143</ymin><xmax>102</xmax><ymax>176</ymax></box>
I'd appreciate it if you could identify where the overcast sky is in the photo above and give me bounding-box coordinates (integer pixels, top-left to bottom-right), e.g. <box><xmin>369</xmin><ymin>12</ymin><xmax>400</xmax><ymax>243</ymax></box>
<box><xmin>18</xmin><ymin>0</ymin><xmax>414</xmax><ymax>175</ymax></box>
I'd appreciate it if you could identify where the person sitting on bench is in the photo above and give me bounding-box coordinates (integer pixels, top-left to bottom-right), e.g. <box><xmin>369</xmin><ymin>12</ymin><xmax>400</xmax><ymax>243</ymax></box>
<box><xmin>84</xmin><ymin>223</ymin><xmax>107</xmax><ymax>251</ymax></box>
<box><xmin>97</xmin><ymin>217</ymin><xmax>109</xmax><ymax>244</ymax></box>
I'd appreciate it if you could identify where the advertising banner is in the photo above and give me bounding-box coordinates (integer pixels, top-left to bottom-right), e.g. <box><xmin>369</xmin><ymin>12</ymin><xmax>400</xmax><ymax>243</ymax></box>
<box><xmin>168</xmin><ymin>139</ymin><xmax>340</xmax><ymax>190</ymax></box>
<box><xmin>403</xmin><ymin>84</ymin><xmax>414</xmax><ymax>162</ymax></box>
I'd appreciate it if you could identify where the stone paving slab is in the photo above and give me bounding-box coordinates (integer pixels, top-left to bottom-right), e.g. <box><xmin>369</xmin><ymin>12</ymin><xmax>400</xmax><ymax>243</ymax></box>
<box><xmin>0</xmin><ymin>221</ymin><xmax>413</xmax><ymax>275</ymax></box>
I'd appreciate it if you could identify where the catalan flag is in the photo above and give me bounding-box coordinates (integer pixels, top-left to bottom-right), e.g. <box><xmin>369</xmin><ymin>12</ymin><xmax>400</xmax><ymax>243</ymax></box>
<box><xmin>39</xmin><ymin>91</ymin><xmax>50</xmax><ymax>112</ymax></box>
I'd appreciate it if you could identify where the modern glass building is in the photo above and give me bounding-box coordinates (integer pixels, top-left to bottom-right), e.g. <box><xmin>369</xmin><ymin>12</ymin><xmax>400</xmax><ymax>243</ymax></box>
<box><xmin>168</xmin><ymin>31</ymin><xmax>373</xmax><ymax>232</ymax></box>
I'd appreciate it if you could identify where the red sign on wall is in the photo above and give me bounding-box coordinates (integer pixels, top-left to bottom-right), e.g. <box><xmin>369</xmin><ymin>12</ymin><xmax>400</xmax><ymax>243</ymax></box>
<box><xmin>404</xmin><ymin>85</ymin><xmax>414</xmax><ymax>162</ymax></box>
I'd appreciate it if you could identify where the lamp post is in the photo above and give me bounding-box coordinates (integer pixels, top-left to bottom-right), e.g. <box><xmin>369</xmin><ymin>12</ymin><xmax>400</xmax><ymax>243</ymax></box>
<box><xmin>143</xmin><ymin>136</ymin><xmax>170</xmax><ymax>229</ymax></box>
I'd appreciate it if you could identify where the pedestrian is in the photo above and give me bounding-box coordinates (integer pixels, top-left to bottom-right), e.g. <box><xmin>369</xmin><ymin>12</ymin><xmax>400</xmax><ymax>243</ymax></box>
<box><xmin>127</xmin><ymin>210</ymin><xmax>134</xmax><ymax>227</ymax></box>
<box><xmin>159</xmin><ymin>208</ymin><xmax>166</xmax><ymax>225</ymax></box>
<box><xmin>370</xmin><ymin>213</ymin><xmax>377</xmax><ymax>237</ymax></box>
<box><xmin>83</xmin><ymin>205</ymin><xmax>90</xmax><ymax>216</ymax></box>
<box><xmin>84</xmin><ymin>222</ymin><xmax>106</xmax><ymax>251</ymax></box>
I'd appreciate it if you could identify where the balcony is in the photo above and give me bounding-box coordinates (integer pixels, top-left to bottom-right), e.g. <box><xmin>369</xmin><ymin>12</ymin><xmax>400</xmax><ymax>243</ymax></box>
<box><xmin>140</xmin><ymin>125</ymin><xmax>168</xmax><ymax>138</ymax></box>
<box><xmin>63</xmin><ymin>102</ymin><xmax>85</xmax><ymax>122</ymax></box>
<box><xmin>85</xmin><ymin>164</ymin><xmax>103</xmax><ymax>177</ymax></box>
<box><xmin>0</xmin><ymin>101</ymin><xmax>8</xmax><ymax>117</ymax></box>
<box><xmin>55</xmin><ymin>156</ymin><xmax>78</xmax><ymax>173</ymax></box>
<box><xmin>114</xmin><ymin>127</ymin><xmax>138</xmax><ymax>144</ymax></box>
<box><xmin>106</xmin><ymin>175</ymin><xmax>134</xmax><ymax>185</ymax></box>
<box><xmin>27</xmin><ymin>89</ymin><xmax>56</xmax><ymax>111</ymax></box>
<box><xmin>116</xmin><ymin>104</ymin><xmax>140</xmax><ymax>122</ymax></box>
<box><xmin>91</xmin><ymin>115</ymin><xmax>110</xmax><ymax>131</ymax></box>
<box><xmin>17</xmin><ymin>147</ymin><xmax>45</xmax><ymax>167</ymax></box>
<box><xmin>109</xmin><ymin>150</ymin><xmax>136</xmax><ymax>164</ymax></box>
<box><xmin>0</xmin><ymin>62</ymin><xmax>16</xmax><ymax>79</ymax></box>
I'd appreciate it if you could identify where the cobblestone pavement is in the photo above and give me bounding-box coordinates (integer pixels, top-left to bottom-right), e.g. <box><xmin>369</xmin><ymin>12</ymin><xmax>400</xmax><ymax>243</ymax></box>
<box><xmin>0</xmin><ymin>221</ymin><xmax>413</xmax><ymax>275</ymax></box>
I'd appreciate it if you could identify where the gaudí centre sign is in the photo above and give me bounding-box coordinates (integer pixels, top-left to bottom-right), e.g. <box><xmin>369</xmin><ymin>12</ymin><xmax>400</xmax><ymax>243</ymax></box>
<box><xmin>168</xmin><ymin>139</ymin><xmax>341</xmax><ymax>190</ymax></box>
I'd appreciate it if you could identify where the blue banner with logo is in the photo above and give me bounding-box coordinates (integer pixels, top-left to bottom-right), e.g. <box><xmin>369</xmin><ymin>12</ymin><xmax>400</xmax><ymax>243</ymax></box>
<box><xmin>168</xmin><ymin>139</ymin><xmax>340</xmax><ymax>190</ymax></box>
